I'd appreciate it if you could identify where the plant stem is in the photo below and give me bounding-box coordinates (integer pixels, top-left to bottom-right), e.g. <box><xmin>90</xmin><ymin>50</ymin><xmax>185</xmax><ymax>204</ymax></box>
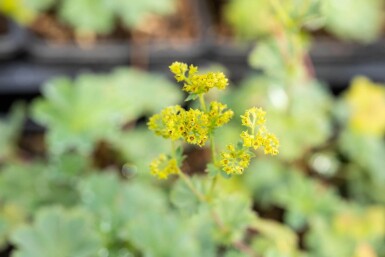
<box><xmin>199</xmin><ymin>94</ymin><xmax>207</xmax><ymax>112</ymax></box>
<box><xmin>178</xmin><ymin>167</ymin><xmax>258</xmax><ymax>257</ymax></box>
<box><xmin>233</xmin><ymin>241</ymin><xmax>260</xmax><ymax>257</ymax></box>
<box><xmin>178</xmin><ymin>172</ymin><xmax>206</xmax><ymax>202</ymax></box>
<box><xmin>270</xmin><ymin>0</ymin><xmax>294</xmax><ymax>29</ymax></box>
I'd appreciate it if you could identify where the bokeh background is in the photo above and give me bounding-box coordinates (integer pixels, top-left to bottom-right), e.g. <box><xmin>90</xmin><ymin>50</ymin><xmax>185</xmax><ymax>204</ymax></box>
<box><xmin>0</xmin><ymin>0</ymin><xmax>384</xmax><ymax>256</ymax></box>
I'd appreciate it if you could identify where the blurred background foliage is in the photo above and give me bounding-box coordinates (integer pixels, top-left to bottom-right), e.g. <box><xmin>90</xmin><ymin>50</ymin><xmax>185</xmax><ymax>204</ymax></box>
<box><xmin>0</xmin><ymin>0</ymin><xmax>385</xmax><ymax>256</ymax></box>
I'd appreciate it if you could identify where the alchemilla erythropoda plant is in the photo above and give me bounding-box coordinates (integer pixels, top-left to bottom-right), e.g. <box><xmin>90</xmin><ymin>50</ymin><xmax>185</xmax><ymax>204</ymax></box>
<box><xmin>148</xmin><ymin>61</ymin><xmax>279</xmax><ymax>180</ymax></box>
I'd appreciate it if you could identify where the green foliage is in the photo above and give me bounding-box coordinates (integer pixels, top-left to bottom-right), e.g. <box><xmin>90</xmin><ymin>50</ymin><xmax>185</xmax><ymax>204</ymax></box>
<box><xmin>306</xmin><ymin>206</ymin><xmax>385</xmax><ymax>257</ymax></box>
<box><xmin>0</xmin><ymin>103</ymin><xmax>24</xmax><ymax>161</ymax></box>
<box><xmin>108</xmin><ymin>0</ymin><xmax>175</xmax><ymax>30</ymax></box>
<box><xmin>224</xmin><ymin>0</ymin><xmax>384</xmax><ymax>43</ymax></box>
<box><xmin>59</xmin><ymin>0</ymin><xmax>115</xmax><ymax>35</ymax></box>
<box><xmin>1</xmin><ymin>0</ymin><xmax>176</xmax><ymax>35</ymax></box>
<box><xmin>224</xmin><ymin>0</ymin><xmax>322</xmax><ymax>40</ymax></box>
<box><xmin>78</xmin><ymin>173</ymin><xmax>214</xmax><ymax>257</ymax></box>
<box><xmin>171</xmin><ymin>176</ymin><xmax>210</xmax><ymax>215</ymax></box>
<box><xmin>251</xmin><ymin>217</ymin><xmax>305</xmax><ymax>257</ymax></box>
<box><xmin>338</xmin><ymin>129</ymin><xmax>385</xmax><ymax>204</ymax></box>
<box><xmin>32</xmin><ymin>68</ymin><xmax>182</xmax><ymax>156</ymax></box>
<box><xmin>0</xmin><ymin>0</ymin><xmax>53</xmax><ymax>24</ymax></box>
<box><xmin>212</xmin><ymin>194</ymin><xmax>254</xmax><ymax>244</ymax></box>
<box><xmin>321</xmin><ymin>0</ymin><xmax>384</xmax><ymax>42</ymax></box>
<box><xmin>0</xmin><ymin>163</ymin><xmax>79</xmax><ymax>213</ymax></box>
<box><xmin>60</xmin><ymin>0</ymin><xmax>175</xmax><ymax>35</ymax></box>
<box><xmin>11</xmin><ymin>207</ymin><xmax>102</xmax><ymax>257</ymax></box>
<box><xmin>226</xmin><ymin>76</ymin><xmax>333</xmax><ymax>161</ymax></box>
<box><xmin>111</xmin><ymin>126</ymin><xmax>172</xmax><ymax>174</ymax></box>
<box><xmin>244</xmin><ymin>159</ymin><xmax>341</xmax><ymax>230</ymax></box>
<box><xmin>0</xmin><ymin>156</ymin><xmax>87</xmax><ymax>249</ymax></box>
<box><xmin>248</xmin><ymin>35</ymin><xmax>310</xmax><ymax>81</ymax></box>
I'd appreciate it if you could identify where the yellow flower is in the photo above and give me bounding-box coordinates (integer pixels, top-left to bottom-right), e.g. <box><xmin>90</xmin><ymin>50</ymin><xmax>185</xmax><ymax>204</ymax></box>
<box><xmin>147</xmin><ymin>105</ymin><xmax>184</xmax><ymax>140</ymax></box>
<box><xmin>240</xmin><ymin>131</ymin><xmax>254</xmax><ymax>147</ymax></box>
<box><xmin>262</xmin><ymin>132</ymin><xmax>279</xmax><ymax>155</ymax></box>
<box><xmin>180</xmin><ymin>109</ymin><xmax>210</xmax><ymax>146</ymax></box>
<box><xmin>220</xmin><ymin>144</ymin><xmax>252</xmax><ymax>175</ymax></box>
<box><xmin>169</xmin><ymin>62</ymin><xmax>229</xmax><ymax>94</ymax></box>
<box><xmin>150</xmin><ymin>154</ymin><xmax>179</xmax><ymax>179</ymax></box>
<box><xmin>240</xmin><ymin>107</ymin><xmax>266</xmax><ymax>129</ymax></box>
<box><xmin>185</xmin><ymin>72</ymin><xmax>228</xmax><ymax>94</ymax></box>
<box><xmin>240</xmin><ymin>108</ymin><xmax>279</xmax><ymax>155</ymax></box>
<box><xmin>208</xmin><ymin>101</ymin><xmax>234</xmax><ymax>129</ymax></box>
<box><xmin>345</xmin><ymin>76</ymin><xmax>385</xmax><ymax>136</ymax></box>
<box><xmin>169</xmin><ymin>62</ymin><xmax>188</xmax><ymax>82</ymax></box>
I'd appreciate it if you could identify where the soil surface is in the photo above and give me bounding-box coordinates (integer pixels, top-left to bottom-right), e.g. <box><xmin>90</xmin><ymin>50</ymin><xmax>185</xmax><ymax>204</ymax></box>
<box><xmin>206</xmin><ymin>0</ymin><xmax>236</xmax><ymax>41</ymax></box>
<box><xmin>0</xmin><ymin>16</ymin><xmax>8</xmax><ymax>35</ymax></box>
<box><xmin>29</xmin><ymin>0</ymin><xmax>198</xmax><ymax>45</ymax></box>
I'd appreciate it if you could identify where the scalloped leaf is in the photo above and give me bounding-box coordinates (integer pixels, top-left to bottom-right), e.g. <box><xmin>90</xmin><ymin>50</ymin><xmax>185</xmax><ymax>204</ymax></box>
<box><xmin>11</xmin><ymin>207</ymin><xmax>102</xmax><ymax>257</ymax></box>
<box><xmin>32</xmin><ymin>68</ymin><xmax>181</xmax><ymax>155</ymax></box>
<box><xmin>0</xmin><ymin>103</ymin><xmax>25</xmax><ymax>161</ymax></box>
<box><xmin>170</xmin><ymin>176</ymin><xmax>210</xmax><ymax>215</ymax></box>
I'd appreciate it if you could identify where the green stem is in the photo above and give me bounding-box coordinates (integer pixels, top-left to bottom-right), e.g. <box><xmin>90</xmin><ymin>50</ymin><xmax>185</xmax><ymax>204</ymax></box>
<box><xmin>270</xmin><ymin>0</ymin><xmax>295</xmax><ymax>29</ymax></box>
<box><xmin>210</xmin><ymin>136</ymin><xmax>217</xmax><ymax>163</ymax></box>
<box><xmin>209</xmin><ymin>175</ymin><xmax>218</xmax><ymax>197</ymax></box>
<box><xmin>199</xmin><ymin>94</ymin><xmax>207</xmax><ymax>112</ymax></box>
<box><xmin>178</xmin><ymin>172</ymin><xmax>207</xmax><ymax>202</ymax></box>
<box><xmin>171</xmin><ymin>141</ymin><xmax>206</xmax><ymax>202</ymax></box>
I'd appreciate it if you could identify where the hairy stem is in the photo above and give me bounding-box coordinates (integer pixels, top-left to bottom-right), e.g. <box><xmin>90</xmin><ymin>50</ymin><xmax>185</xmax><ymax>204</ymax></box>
<box><xmin>199</xmin><ymin>94</ymin><xmax>207</xmax><ymax>112</ymax></box>
<box><xmin>178</xmin><ymin>172</ymin><xmax>207</xmax><ymax>202</ymax></box>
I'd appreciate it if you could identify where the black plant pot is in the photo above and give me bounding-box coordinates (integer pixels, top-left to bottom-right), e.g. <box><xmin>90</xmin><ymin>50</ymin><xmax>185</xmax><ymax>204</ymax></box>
<box><xmin>311</xmin><ymin>37</ymin><xmax>385</xmax><ymax>86</ymax></box>
<box><xmin>0</xmin><ymin>19</ymin><xmax>25</xmax><ymax>60</ymax></box>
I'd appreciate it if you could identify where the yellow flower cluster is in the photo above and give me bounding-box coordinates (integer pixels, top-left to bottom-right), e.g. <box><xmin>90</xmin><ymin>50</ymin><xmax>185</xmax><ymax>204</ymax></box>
<box><xmin>150</xmin><ymin>154</ymin><xmax>179</xmax><ymax>179</ymax></box>
<box><xmin>147</xmin><ymin>105</ymin><xmax>184</xmax><ymax>140</ymax></box>
<box><xmin>240</xmin><ymin>107</ymin><xmax>279</xmax><ymax>155</ymax></box>
<box><xmin>345</xmin><ymin>76</ymin><xmax>385</xmax><ymax>136</ymax></box>
<box><xmin>240</xmin><ymin>128</ymin><xmax>279</xmax><ymax>155</ymax></box>
<box><xmin>240</xmin><ymin>107</ymin><xmax>266</xmax><ymax>128</ymax></box>
<box><xmin>169</xmin><ymin>62</ymin><xmax>190</xmax><ymax>82</ymax></box>
<box><xmin>148</xmin><ymin>106</ymin><xmax>213</xmax><ymax>146</ymax></box>
<box><xmin>219</xmin><ymin>107</ymin><xmax>279</xmax><ymax>175</ymax></box>
<box><xmin>179</xmin><ymin>109</ymin><xmax>210</xmax><ymax>146</ymax></box>
<box><xmin>208</xmin><ymin>101</ymin><xmax>234</xmax><ymax>128</ymax></box>
<box><xmin>220</xmin><ymin>145</ymin><xmax>252</xmax><ymax>175</ymax></box>
<box><xmin>169</xmin><ymin>62</ymin><xmax>228</xmax><ymax>94</ymax></box>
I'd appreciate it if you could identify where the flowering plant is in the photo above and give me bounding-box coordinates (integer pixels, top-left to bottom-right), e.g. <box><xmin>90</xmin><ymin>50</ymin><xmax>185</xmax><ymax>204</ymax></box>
<box><xmin>148</xmin><ymin>62</ymin><xmax>279</xmax><ymax>179</ymax></box>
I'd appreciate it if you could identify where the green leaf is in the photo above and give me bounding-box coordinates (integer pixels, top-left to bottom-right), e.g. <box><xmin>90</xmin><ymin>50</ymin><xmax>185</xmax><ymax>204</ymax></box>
<box><xmin>0</xmin><ymin>163</ymin><xmax>79</xmax><ymax>213</ymax></box>
<box><xmin>32</xmin><ymin>68</ymin><xmax>182</xmax><ymax>156</ymax></box>
<box><xmin>338</xmin><ymin>130</ymin><xmax>385</xmax><ymax>204</ymax></box>
<box><xmin>107</xmin><ymin>0</ymin><xmax>176</xmax><ymax>29</ymax></box>
<box><xmin>306</xmin><ymin>206</ymin><xmax>385</xmax><ymax>257</ymax></box>
<box><xmin>206</xmin><ymin>163</ymin><xmax>220</xmax><ymax>177</ymax></box>
<box><xmin>170</xmin><ymin>176</ymin><xmax>209</xmax><ymax>215</ymax></box>
<box><xmin>251</xmin><ymin>217</ymin><xmax>304</xmax><ymax>257</ymax></box>
<box><xmin>185</xmin><ymin>93</ymin><xmax>199</xmax><ymax>102</ymax></box>
<box><xmin>11</xmin><ymin>207</ymin><xmax>102</xmax><ymax>257</ymax></box>
<box><xmin>213</xmin><ymin>194</ymin><xmax>254</xmax><ymax>244</ymax></box>
<box><xmin>0</xmin><ymin>103</ymin><xmax>25</xmax><ymax>161</ymax></box>
<box><xmin>322</xmin><ymin>0</ymin><xmax>384</xmax><ymax>42</ymax></box>
<box><xmin>26</xmin><ymin>0</ymin><xmax>55</xmax><ymax>11</ymax></box>
<box><xmin>111</xmin><ymin>126</ymin><xmax>172</xmax><ymax>174</ymax></box>
<box><xmin>59</xmin><ymin>0</ymin><xmax>114</xmax><ymax>34</ymax></box>
<box><xmin>0</xmin><ymin>204</ymin><xmax>28</xmax><ymax>250</ymax></box>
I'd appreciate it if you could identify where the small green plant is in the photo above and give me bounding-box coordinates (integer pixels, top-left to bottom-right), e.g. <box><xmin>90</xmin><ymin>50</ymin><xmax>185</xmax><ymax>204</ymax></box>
<box><xmin>0</xmin><ymin>103</ymin><xmax>24</xmax><ymax>162</ymax></box>
<box><xmin>148</xmin><ymin>62</ymin><xmax>279</xmax><ymax>179</ymax></box>
<box><xmin>32</xmin><ymin>67</ymin><xmax>182</xmax><ymax>156</ymax></box>
<box><xmin>224</xmin><ymin>0</ymin><xmax>384</xmax><ymax>43</ymax></box>
<box><xmin>59</xmin><ymin>0</ymin><xmax>175</xmax><ymax>37</ymax></box>
<box><xmin>0</xmin><ymin>0</ymin><xmax>53</xmax><ymax>24</ymax></box>
<box><xmin>0</xmin><ymin>0</ymin><xmax>176</xmax><ymax>37</ymax></box>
